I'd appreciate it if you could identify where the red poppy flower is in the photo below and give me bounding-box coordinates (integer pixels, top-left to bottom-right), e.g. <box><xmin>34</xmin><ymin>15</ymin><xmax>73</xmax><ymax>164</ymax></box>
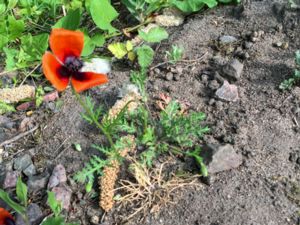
<box><xmin>42</xmin><ymin>28</ymin><xmax>108</xmax><ymax>93</ymax></box>
<box><xmin>0</xmin><ymin>208</ymin><xmax>15</xmax><ymax>225</ymax></box>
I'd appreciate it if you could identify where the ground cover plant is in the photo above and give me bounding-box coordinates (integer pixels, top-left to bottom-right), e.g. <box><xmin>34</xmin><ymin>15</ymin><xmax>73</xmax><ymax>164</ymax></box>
<box><xmin>0</xmin><ymin>0</ymin><xmax>299</xmax><ymax>224</ymax></box>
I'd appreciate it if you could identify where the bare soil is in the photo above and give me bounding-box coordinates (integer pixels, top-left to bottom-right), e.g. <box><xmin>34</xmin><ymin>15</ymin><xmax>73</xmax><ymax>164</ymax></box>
<box><xmin>1</xmin><ymin>0</ymin><xmax>300</xmax><ymax>224</ymax></box>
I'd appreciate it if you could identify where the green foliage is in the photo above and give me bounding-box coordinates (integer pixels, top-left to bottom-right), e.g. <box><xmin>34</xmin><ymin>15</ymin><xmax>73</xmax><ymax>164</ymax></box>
<box><xmin>136</xmin><ymin>45</ymin><xmax>155</xmax><ymax>68</ymax></box>
<box><xmin>36</xmin><ymin>86</ymin><xmax>45</xmax><ymax>107</ymax></box>
<box><xmin>186</xmin><ymin>147</ymin><xmax>208</xmax><ymax>176</ymax></box>
<box><xmin>280</xmin><ymin>50</ymin><xmax>300</xmax><ymax>90</ymax></box>
<box><xmin>47</xmin><ymin>191</ymin><xmax>62</xmax><ymax>217</ymax></box>
<box><xmin>0</xmin><ymin>101</ymin><xmax>15</xmax><ymax>115</ymax></box>
<box><xmin>138</xmin><ymin>27</ymin><xmax>169</xmax><ymax>43</ymax></box>
<box><xmin>80</xmin><ymin>96</ymin><xmax>105</xmax><ymax>125</ymax></box>
<box><xmin>166</xmin><ymin>45</ymin><xmax>184</xmax><ymax>64</ymax></box>
<box><xmin>0</xmin><ymin>189</ymin><xmax>26</xmax><ymax>215</ymax></box>
<box><xmin>53</xmin><ymin>8</ymin><xmax>81</xmax><ymax>30</ymax></box>
<box><xmin>16</xmin><ymin>177</ymin><xmax>28</xmax><ymax>207</ymax></box>
<box><xmin>90</xmin><ymin>0</ymin><xmax>119</xmax><ymax>34</ymax></box>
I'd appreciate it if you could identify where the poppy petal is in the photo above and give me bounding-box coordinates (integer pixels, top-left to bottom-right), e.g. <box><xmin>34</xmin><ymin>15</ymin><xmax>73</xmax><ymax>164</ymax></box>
<box><xmin>49</xmin><ymin>28</ymin><xmax>84</xmax><ymax>62</ymax></box>
<box><xmin>71</xmin><ymin>72</ymin><xmax>108</xmax><ymax>93</ymax></box>
<box><xmin>0</xmin><ymin>208</ymin><xmax>14</xmax><ymax>225</ymax></box>
<box><xmin>42</xmin><ymin>52</ymin><xmax>69</xmax><ymax>91</ymax></box>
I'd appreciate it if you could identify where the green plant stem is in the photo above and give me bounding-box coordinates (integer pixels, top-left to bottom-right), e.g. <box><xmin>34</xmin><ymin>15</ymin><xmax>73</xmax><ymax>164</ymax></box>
<box><xmin>72</xmin><ymin>87</ymin><xmax>115</xmax><ymax>149</ymax></box>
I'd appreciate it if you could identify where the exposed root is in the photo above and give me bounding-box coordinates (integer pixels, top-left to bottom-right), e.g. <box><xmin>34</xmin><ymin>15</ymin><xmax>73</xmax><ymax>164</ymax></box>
<box><xmin>115</xmin><ymin>159</ymin><xmax>201</xmax><ymax>221</ymax></box>
<box><xmin>99</xmin><ymin>135</ymin><xmax>136</xmax><ymax>212</ymax></box>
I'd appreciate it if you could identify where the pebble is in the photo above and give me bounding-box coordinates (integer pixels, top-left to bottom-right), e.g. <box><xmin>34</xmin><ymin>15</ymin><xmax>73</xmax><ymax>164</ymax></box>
<box><xmin>90</xmin><ymin>215</ymin><xmax>100</xmax><ymax>224</ymax></box>
<box><xmin>48</xmin><ymin>164</ymin><xmax>67</xmax><ymax>189</ymax></box>
<box><xmin>155</xmin><ymin>8</ymin><xmax>184</xmax><ymax>27</ymax></box>
<box><xmin>216</xmin><ymin>80</ymin><xmax>239</xmax><ymax>102</ymax></box>
<box><xmin>27</xmin><ymin>172</ymin><xmax>49</xmax><ymax>192</ymax></box>
<box><xmin>52</xmin><ymin>186</ymin><xmax>72</xmax><ymax>210</ymax></box>
<box><xmin>201</xmin><ymin>74</ymin><xmax>209</xmax><ymax>84</ymax></box>
<box><xmin>222</xmin><ymin>59</ymin><xmax>244</xmax><ymax>80</ymax></box>
<box><xmin>3</xmin><ymin>171</ymin><xmax>19</xmax><ymax>189</ymax></box>
<box><xmin>243</xmin><ymin>41</ymin><xmax>253</xmax><ymax>49</ymax></box>
<box><xmin>208</xmin><ymin>80</ymin><xmax>220</xmax><ymax>90</ymax></box>
<box><xmin>15</xmin><ymin>203</ymin><xmax>43</xmax><ymax>225</ymax></box>
<box><xmin>14</xmin><ymin>154</ymin><xmax>32</xmax><ymax>172</ymax></box>
<box><xmin>200</xmin><ymin>144</ymin><xmax>243</xmax><ymax>174</ymax></box>
<box><xmin>23</xmin><ymin>164</ymin><xmax>37</xmax><ymax>177</ymax></box>
<box><xmin>219</xmin><ymin>35</ymin><xmax>238</xmax><ymax>44</ymax></box>
<box><xmin>174</xmin><ymin>74</ymin><xmax>180</xmax><ymax>81</ymax></box>
<box><xmin>165</xmin><ymin>72</ymin><xmax>174</xmax><ymax>81</ymax></box>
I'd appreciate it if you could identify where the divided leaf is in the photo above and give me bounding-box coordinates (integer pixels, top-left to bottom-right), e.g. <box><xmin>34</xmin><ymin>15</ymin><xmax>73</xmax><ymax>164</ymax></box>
<box><xmin>136</xmin><ymin>45</ymin><xmax>154</xmax><ymax>68</ymax></box>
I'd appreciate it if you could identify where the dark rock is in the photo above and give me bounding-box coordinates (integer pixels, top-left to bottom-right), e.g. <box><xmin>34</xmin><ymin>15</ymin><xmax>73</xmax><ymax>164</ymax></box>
<box><xmin>52</xmin><ymin>186</ymin><xmax>72</xmax><ymax>210</ymax></box>
<box><xmin>3</xmin><ymin>171</ymin><xmax>19</xmax><ymax>189</ymax></box>
<box><xmin>27</xmin><ymin>172</ymin><xmax>49</xmax><ymax>192</ymax></box>
<box><xmin>48</xmin><ymin>164</ymin><xmax>67</xmax><ymax>189</ymax></box>
<box><xmin>174</xmin><ymin>73</ymin><xmax>181</xmax><ymax>81</ymax></box>
<box><xmin>23</xmin><ymin>164</ymin><xmax>37</xmax><ymax>177</ymax></box>
<box><xmin>219</xmin><ymin>35</ymin><xmax>238</xmax><ymax>44</ymax></box>
<box><xmin>222</xmin><ymin>59</ymin><xmax>244</xmax><ymax>80</ymax></box>
<box><xmin>200</xmin><ymin>144</ymin><xmax>243</xmax><ymax>174</ymax></box>
<box><xmin>15</xmin><ymin>203</ymin><xmax>43</xmax><ymax>225</ymax></box>
<box><xmin>14</xmin><ymin>154</ymin><xmax>32</xmax><ymax>172</ymax></box>
<box><xmin>215</xmin><ymin>80</ymin><xmax>239</xmax><ymax>102</ymax></box>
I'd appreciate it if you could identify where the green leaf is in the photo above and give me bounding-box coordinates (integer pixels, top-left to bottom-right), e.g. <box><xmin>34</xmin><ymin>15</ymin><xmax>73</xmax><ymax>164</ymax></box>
<box><xmin>108</xmin><ymin>42</ymin><xmax>127</xmax><ymax>59</ymax></box>
<box><xmin>3</xmin><ymin>47</ymin><xmax>18</xmax><ymax>71</ymax></box>
<box><xmin>138</xmin><ymin>27</ymin><xmax>169</xmax><ymax>43</ymax></box>
<box><xmin>136</xmin><ymin>45</ymin><xmax>154</xmax><ymax>68</ymax></box>
<box><xmin>0</xmin><ymin>189</ymin><xmax>26</xmax><ymax>215</ymax></box>
<box><xmin>90</xmin><ymin>0</ymin><xmax>119</xmax><ymax>33</ymax></box>
<box><xmin>0</xmin><ymin>101</ymin><xmax>15</xmax><ymax>115</ymax></box>
<box><xmin>295</xmin><ymin>50</ymin><xmax>300</xmax><ymax>66</ymax></box>
<box><xmin>91</xmin><ymin>34</ymin><xmax>105</xmax><ymax>47</ymax></box>
<box><xmin>47</xmin><ymin>191</ymin><xmax>62</xmax><ymax>217</ymax></box>
<box><xmin>81</xmin><ymin>33</ymin><xmax>96</xmax><ymax>56</ymax></box>
<box><xmin>8</xmin><ymin>16</ymin><xmax>25</xmax><ymax>40</ymax></box>
<box><xmin>0</xmin><ymin>3</ymin><xmax>6</xmax><ymax>14</ymax></box>
<box><xmin>7</xmin><ymin>0</ymin><xmax>18</xmax><ymax>9</ymax></box>
<box><xmin>41</xmin><ymin>216</ymin><xmax>64</xmax><ymax>225</ymax></box>
<box><xmin>16</xmin><ymin>177</ymin><xmax>28</xmax><ymax>207</ymax></box>
<box><xmin>171</xmin><ymin>0</ymin><xmax>218</xmax><ymax>13</ymax></box>
<box><xmin>53</xmin><ymin>8</ymin><xmax>81</xmax><ymax>30</ymax></box>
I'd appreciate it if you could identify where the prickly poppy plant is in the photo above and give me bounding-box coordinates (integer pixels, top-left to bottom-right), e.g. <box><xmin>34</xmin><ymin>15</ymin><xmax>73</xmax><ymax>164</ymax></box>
<box><xmin>42</xmin><ymin>28</ymin><xmax>108</xmax><ymax>93</ymax></box>
<box><xmin>0</xmin><ymin>208</ymin><xmax>15</xmax><ymax>225</ymax></box>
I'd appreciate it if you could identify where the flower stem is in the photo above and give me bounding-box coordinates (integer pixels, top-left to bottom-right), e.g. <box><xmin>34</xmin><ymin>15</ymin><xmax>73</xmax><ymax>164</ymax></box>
<box><xmin>72</xmin><ymin>87</ymin><xmax>115</xmax><ymax>149</ymax></box>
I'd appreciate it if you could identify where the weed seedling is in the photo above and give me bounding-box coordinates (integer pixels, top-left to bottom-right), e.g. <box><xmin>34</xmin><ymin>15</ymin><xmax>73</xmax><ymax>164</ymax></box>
<box><xmin>280</xmin><ymin>50</ymin><xmax>300</xmax><ymax>90</ymax></box>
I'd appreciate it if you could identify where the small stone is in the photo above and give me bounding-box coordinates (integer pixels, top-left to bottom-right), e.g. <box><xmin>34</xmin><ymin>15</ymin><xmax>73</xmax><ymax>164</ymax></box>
<box><xmin>222</xmin><ymin>59</ymin><xmax>244</xmax><ymax>80</ymax></box>
<box><xmin>219</xmin><ymin>35</ymin><xmax>238</xmax><ymax>44</ymax></box>
<box><xmin>274</xmin><ymin>42</ymin><xmax>283</xmax><ymax>48</ymax></box>
<box><xmin>174</xmin><ymin>74</ymin><xmax>180</xmax><ymax>81</ymax></box>
<box><xmin>281</xmin><ymin>42</ymin><xmax>289</xmax><ymax>49</ymax></box>
<box><xmin>250</xmin><ymin>37</ymin><xmax>259</xmax><ymax>42</ymax></box>
<box><xmin>154</xmin><ymin>68</ymin><xmax>161</xmax><ymax>74</ymax></box>
<box><xmin>3</xmin><ymin>171</ymin><xmax>19</xmax><ymax>189</ymax></box>
<box><xmin>201</xmin><ymin>74</ymin><xmax>209</xmax><ymax>84</ymax></box>
<box><xmin>16</xmin><ymin>203</ymin><xmax>43</xmax><ymax>225</ymax></box>
<box><xmin>165</xmin><ymin>72</ymin><xmax>173</xmax><ymax>81</ymax></box>
<box><xmin>200</xmin><ymin>144</ymin><xmax>243</xmax><ymax>174</ymax></box>
<box><xmin>48</xmin><ymin>164</ymin><xmax>67</xmax><ymax>189</ymax></box>
<box><xmin>52</xmin><ymin>186</ymin><xmax>72</xmax><ymax>210</ymax></box>
<box><xmin>23</xmin><ymin>164</ymin><xmax>37</xmax><ymax>177</ymax></box>
<box><xmin>14</xmin><ymin>154</ymin><xmax>32</xmax><ymax>172</ymax></box>
<box><xmin>176</xmin><ymin>66</ymin><xmax>184</xmax><ymax>74</ymax></box>
<box><xmin>276</xmin><ymin>24</ymin><xmax>283</xmax><ymax>32</ymax></box>
<box><xmin>211</xmin><ymin>55</ymin><xmax>227</xmax><ymax>67</ymax></box>
<box><xmin>27</xmin><ymin>172</ymin><xmax>49</xmax><ymax>192</ymax></box>
<box><xmin>243</xmin><ymin>41</ymin><xmax>253</xmax><ymax>49</ymax></box>
<box><xmin>0</xmin><ymin>85</ymin><xmax>35</xmax><ymax>104</ymax></box>
<box><xmin>216</xmin><ymin>80</ymin><xmax>239</xmax><ymax>102</ymax></box>
<box><xmin>257</xmin><ymin>30</ymin><xmax>264</xmax><ymax>38</ymax></box>
<box><xmin>208</xmin><ymin>98</ymin><xmax>215</xmax><ymax>106</ymax></box>
<box><xmin>90</xmin><ymin>215</ymin><xmax>100</xmax><ymax>224</ymax></box>
<box><xmin>155</xmin><ymin>8</ymin><xmax>184</xmax><ymax>27</ymax></box>
<box><xmin>242</xmin><ymin>52</ymin><xmax>250</xmax><ymax>60</ymax></box>
<box><xmin>208</xmin><ymin>80</ymin><xmax>220</xmax><ymax>90</ymax></box>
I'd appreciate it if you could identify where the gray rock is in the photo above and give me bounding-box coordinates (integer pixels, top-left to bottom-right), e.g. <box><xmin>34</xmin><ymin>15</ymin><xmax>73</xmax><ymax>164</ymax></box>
<box><xmin>219</xmin><ymin>35</ymin><xmax>238</xmax><ymax>44</ymax></box>
<box><xmin>165</xmin><ymin>72</ymin><xmax>174</xmax><ymax>81</ymax></box>
<box><xmin>174</xmin><ymin>74</ymin><xmax>181</xmax><ymax>81</ymax></box>
<box><xmin>216</xmin><ymin>80</ymin><xmax>239</xmax><ymax>102</ymax></box>
<box><xmin>52</xmin><ymin>186</ymin><xmax>72</xmax><ymax>210</ymax></box>
<box><xmin>47</xmin><ymin>164</ymin><xmax>67</xmax><ymax>189</ymax></box>
<box><xmin>15</xmin><ymin>203</ymin><xmax>43</xmax><ymax>225</ymax></box>
<box><xmin>200</xmin><ymin>144</ymin><xmax>243</xmax><ymax>174</ymax></box>
<box><xmin>3</xmin><ymin>171</ymin><xmax>19</xmax><ymax>189</ymax></box>
<box><xmin>208</xmin><ymin>80</ymin><xmax>220</xmax><ymax>90</ymax></box>
<box><xmin>90</xmin><ymin>215</ymin><xmax>100</xmax><ymax>224</ymax></box>
<box><xmin>14</xmin><ymin>154</ymin><xmax>32</xmax><ymax>172</ymax></box>
<box><xmin>27</xmin><ymin>172</ymin><xmax>49</xmax><ymax>192</ymax></box>
<box><xmin>23</xmin><ymin>164</ymin><xmax>37</xmax><ymax>177</ymax></box>
<box><xmin>222</xmin><ymin>59</ymin><xmax>244</xmax><ymax>80</ymax></box>
<box><xmin>243</xmin><ymin>41</ymin><xmax>253</xmax><ymax>49</ymax></box>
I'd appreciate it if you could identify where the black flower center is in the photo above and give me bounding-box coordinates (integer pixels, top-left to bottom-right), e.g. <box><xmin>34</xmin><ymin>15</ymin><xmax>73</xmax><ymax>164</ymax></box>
<box><xmin>64</xmin><ymin>56</ymin><xmax>83</xmax><ymax>73</ymax></box>
<box><xmin>5</xmin><ymin>217</ymin><xmax>15</xmax><ymax>225</ymax></box>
